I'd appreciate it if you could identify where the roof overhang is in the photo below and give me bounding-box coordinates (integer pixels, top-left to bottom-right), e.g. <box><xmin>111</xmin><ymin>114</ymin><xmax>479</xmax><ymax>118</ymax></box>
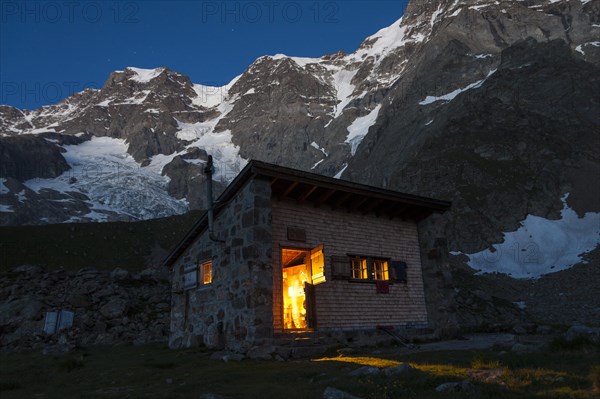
<box><xmin>162</xmin><ymin>160</ymin><xmax>451</xmax><ymax>268</ymax></box>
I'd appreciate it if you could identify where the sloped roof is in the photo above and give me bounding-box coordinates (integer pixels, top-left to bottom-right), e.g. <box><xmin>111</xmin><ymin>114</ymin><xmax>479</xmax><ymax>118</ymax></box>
<box><xmin>163</xmin><ymin>160</ymin><xmax>451</xmax><ymax>267</ymax></box>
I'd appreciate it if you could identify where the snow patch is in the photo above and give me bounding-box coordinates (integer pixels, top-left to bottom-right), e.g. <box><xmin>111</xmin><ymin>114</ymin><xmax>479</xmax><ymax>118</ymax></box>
<box><xmin>334</xmin><ymin>164</ymin><xmax>348</xmax><ymax>179</ymax></box>
<box><xmin>310</xmin><ymin>141</ymin><xmax>328</xmax><ymax>157</ymax></box>
<box><xmin>192</xmin><ymin>83</ymin><xmax>227</xmax><ymax>108</ymax></box>
<box><xmin>345</xmin><ymin>104</ymin><xmax>382</xmax><ymax>156</ymax></box>
<box><xmin>0</xmin><ymin>178</ymin><xmax>9</xmax><ymax>194</ymax></box>
<box><xmin>272</xmin><ymin>53</ymin><xmax>321</xmax><ymax>67</ymax></box>
<box><xmin>311</xmin><ymin>159</ymin><xmax>324</xmax><ymax>170</ymax></box>
<box><xmin>575</xmin><ymin>41</ymin><xmax>600</xmax><ymax>55</ymax></box>
<box><xmin>16</xmin><ymin>190</ymin><xmax>27</xmax><ymax>202</ymax></box>
<box><xmin>0</xmin><ymin>204</ymin><xmax>14</xmax><ymax>213</ymax></box>
<box><xmin>127</xmin><ymin>67</ymin><xmax>165</xmax><ymax>83</ymax></box>
<box><xmin>331</xmin><ymin>68</ymin><xmax>360</xmax><ymax>118</ymax></box>
<box><xmin>419</xmin><ymin>69</ymin><xmax>496</xmax><ymax>105</ymax></box>
<box><xmin>452</xmin><ymin>194</ymin><xmax>600</xmax><ymax>279</ymax></box>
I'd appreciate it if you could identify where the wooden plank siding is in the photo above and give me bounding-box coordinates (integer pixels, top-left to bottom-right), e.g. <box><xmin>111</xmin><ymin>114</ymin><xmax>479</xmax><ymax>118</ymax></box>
<box><xmin>271</xmin><ymin>199</ymin><xmax>429</xmax><ymax>332</ymax></box>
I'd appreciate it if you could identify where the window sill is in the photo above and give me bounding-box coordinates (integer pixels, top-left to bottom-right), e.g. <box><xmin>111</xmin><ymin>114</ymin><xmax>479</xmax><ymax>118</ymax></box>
<box><xmin>348</xmin><ymin>279</ymin><xmax>394</xmax><ymax>285</ymax></box>
<box><xmin>184</xmin><ymin>284</ymin><xmax>213</xmax><ymax>292</ymax></box>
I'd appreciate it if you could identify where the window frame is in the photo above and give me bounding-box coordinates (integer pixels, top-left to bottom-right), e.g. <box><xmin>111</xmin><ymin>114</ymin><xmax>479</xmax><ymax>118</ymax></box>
<box><xmin>346</xmin><ymin>254</ymin><xmax>392</xmax><ymax>283</ymax></box>
<box><xmin>199</xmin><ymin>259</ymin><xmax>213</xmax><ymax>285</ymax></box>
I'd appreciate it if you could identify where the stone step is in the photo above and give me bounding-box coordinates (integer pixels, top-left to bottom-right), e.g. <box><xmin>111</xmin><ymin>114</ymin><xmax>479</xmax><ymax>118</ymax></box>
<box><xmin>274</xmin><ymin>344</ymin><xmax>331</xmax><ymax>359</ymax></box>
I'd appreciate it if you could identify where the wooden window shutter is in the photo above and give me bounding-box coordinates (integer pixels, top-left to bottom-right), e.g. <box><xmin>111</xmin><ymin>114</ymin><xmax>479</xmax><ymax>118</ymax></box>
<box><xmin>331</xmin><ymin>255</ymin><xmax>351</xmax><ymax>280</ymax></box>
<box><xmin>310</xmin><ymin>245</ymin><xmax>326</xmax><ymax>285</ymax></box>
<box><xmin>390</xmin><ymin>260</ymin><xmax>407</xmax><ymax>283</ymax></box>
<box><xmin>183</xmin><ymin>264</ymin><xmax>198</xmax><ymax>290</ymax></box>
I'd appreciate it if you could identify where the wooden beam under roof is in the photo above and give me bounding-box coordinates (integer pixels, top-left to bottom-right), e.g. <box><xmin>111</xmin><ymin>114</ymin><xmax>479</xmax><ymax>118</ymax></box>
<box><xmin>387</xmin><ymin>204</ymin><xmax>410</xmax><ymax>219</ymax></box>
<box><xmin>279</xmin><ymin>181</ymin><xmax>299</xmax><ymax>201</ymax></box>
<box><xmin>297</xmin><ymin>185</ymin><xmax>318</xmax><ymax>204</ymax></box>
<box><xmin>361</xmin><ymin>198</ymin><xmax>385</xmax><ymax>215</ymax></box>
<box><xmin>313</xmin><ymin>188</ymin><xmax>336</xmax><ymax>208</ymax></box>
<box><xmin>373</xmin><ymin>201</ymin><xmax>398</xmax><ymax>218</ymax></box>
<box><xmin>347</xmin><ymin>196</ymin><xmax>369</xmax><ymax>213</ymax></box>
<box><xmin>331</xmin><ymin>192</ymin><xmax>353</xmax><ymax>210</ymax></box>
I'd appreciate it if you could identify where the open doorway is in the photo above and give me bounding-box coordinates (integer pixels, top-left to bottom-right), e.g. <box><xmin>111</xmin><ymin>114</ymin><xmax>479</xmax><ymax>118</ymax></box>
<box><xmin>281</xmin><ymin>246</ymin><xmax>324</xmax><ymax>330</ymax></box>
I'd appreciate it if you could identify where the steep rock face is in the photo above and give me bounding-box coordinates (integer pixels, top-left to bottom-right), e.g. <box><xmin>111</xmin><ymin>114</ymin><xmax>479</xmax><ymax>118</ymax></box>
<box><xmin>0</xmin><ymin>0</ymin><xmax>598</xmax><ymax>234</ymax></box>
<box><xmin>347</xmin><ymin>38</ymin><xmax>600</xmax><ymax>250</ymax></box>
<box><xmin>0</xmin><ymin>135</ymin><xmax>72</xmax><ymax>180</ymax></box>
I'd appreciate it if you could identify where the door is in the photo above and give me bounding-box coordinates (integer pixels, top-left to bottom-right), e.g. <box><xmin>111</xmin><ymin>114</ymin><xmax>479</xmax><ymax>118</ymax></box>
<box><xmin>281</xmin><ymin>248</ymin><xmax>310</xmax><ymax>329</ymax></box>
<box><xmin>281</xmin><ymin>245</ymin><xmax>325</xmax><ymax>330</ymax></box>
<box><xmin>304</xmin><ymin>282</ymin><xmax>316</xmax><ymax>329</ymax></box>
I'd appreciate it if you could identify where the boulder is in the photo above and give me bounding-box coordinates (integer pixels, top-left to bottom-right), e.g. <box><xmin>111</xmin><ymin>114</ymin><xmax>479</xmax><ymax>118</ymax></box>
<box><xmin>0</xmin><ymin>296</ymin><xmax>44</xmax><ymax>325</ymax></box>
<box><xmin>348</xmin><ymin>366</ymin><xmax>380</xmax><ymax>377</ymax></box>
<box><xmin>67</xmin><ymin>294</ymin><xmax>91</xmax><ymax>308</ymax></box>
<box><xmin>99</xmin><ymin>298</ymin><xmax>129</xmax><ymax>319</ymax></box>
<box><xmin>323</xmin><ymin>387</ymin><xmax>364</xmax><ymax>399</ymax></box>
<box><xmin>246</xmin><ymin>345</ymin><xmax>275</xmax><ymax>360</ymax></box>
<box><xmin>110</xmin><ymin>268</ymin><xmax>129</xmax><ymax>280</ymax></box>
<box><xmin>565</xmin><ymin>324</ymin><xmax>600</xmax><ymax>343</ymax></box>
<box><xmin>210</xmin><ymin>351</ymin><xmax>245</xmax><ymax>362</ymax></box>
<box><xmin>435</xmin><ymin>380</ymin><xmax>476</xmax><ymax>393</ymax></box>
<box><xmin>382</xmin><ymin>362</ymin><xmax>413</xmax><ymax>376</ymax></box>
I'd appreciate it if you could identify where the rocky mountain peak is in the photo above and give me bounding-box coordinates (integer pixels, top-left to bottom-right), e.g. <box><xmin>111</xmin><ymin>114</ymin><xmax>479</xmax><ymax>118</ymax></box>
<box><xmin>0</xmin><ymin>0</ymin><xmax>598</xmax><ymax>231</ymax></box>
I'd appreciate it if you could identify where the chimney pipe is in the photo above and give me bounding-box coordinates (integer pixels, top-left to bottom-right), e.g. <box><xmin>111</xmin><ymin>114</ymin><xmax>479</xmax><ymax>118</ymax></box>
<box><xmin>204</xmin><ymin>155</ymin><xmax>224</xmax><ymax>243</ymax></box>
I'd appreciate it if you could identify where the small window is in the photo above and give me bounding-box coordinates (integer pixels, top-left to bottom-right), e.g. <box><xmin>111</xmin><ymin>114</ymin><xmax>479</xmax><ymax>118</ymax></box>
<box><xmin>372</xmin><ymin>259</ymin><xmax>389</xmax><ymax>281</ymax></box>
<box><xmin>200</xmin><ymin>260</ymin><xmax>212</xmax><ymax>285</ymax></box>
<box><xmin>183</xmin><ymin>259</ymin><xmax>212</xmax><ymax>290</ymax></box>
<box><xmin>351</xmin><ymin>258</ymin><xmax>368</xmax><ymax>279</ymax></box>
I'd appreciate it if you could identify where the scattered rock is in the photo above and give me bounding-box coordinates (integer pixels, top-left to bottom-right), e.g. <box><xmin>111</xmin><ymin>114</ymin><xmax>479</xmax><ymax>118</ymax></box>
<box><xmin>336</xmin><ymin>347</ymin><xmax>356</xmax><ymax>356</ymax></box>
<box><xmin>435</xmin><ymin>380</ymin><xmax>476</xmax><ymax>393</ymax></box>
<box><xmin>13</xmin><ymin>265</ymin><xmax>44</xmax><ymax>274</ymax></box>
<box><xmin>382</xmin><ymin>362</ymin><xmax>413</xmax><ymax>376</ymax></box>
<box><xmin>99</xmin><ymin>298</ymin><xmax>129</xmax><ymax>319</ymax></box>
<box><xmin>323</xmin><ymin>387</ymin><xmax>364</xmax><ymax>399</ymax></box>
<box><xmin>67</xmin><ymin>294</ymin><xmax>91</xmax><ymax>308</ymax></box>
<box><xmin>246</xmin><ymin>345</ymin><xmax>274</xmax><ymax>360</ymax></box>
<box><xmin>510</xmin><ymin>343</ymin><xmax>538</xmax><ymax>353</ymax></box>
<box><xmin>110</xmin><ymin>268</ymin><xmax>129</xmax><ymax>280</ymax></box>
<box><xmin>0</xmin><ymin>267</ymin><xmax>170</xmax><ymax>352</ymax></box>
<box><xmin>565</xmin><ymin>324</ymin><xmax>600</xmax><ymax>343</ymax></box>
<box><xmin>210</xmin><ymin>351</ymin><xmax>245</xmax><ymax>362</ymax></box>
<box><xmin>349</xmin><ymin>366</ymin><xmax>380</xmax><ymax>377</ymax></box>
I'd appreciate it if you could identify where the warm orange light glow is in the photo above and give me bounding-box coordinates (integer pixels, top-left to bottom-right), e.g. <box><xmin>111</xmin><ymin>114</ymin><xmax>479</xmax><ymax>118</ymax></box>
<box><xmin>373</xmin><ymin>260</ymin><xmax>389</xmax><ymax>280</ymax></box>
<box><xmin>314</xmin><ymin>356</ymin><xmax>402</xmax><ymax>368</ymax></box>
<box><xmin>282</xmin><ymin>263</ymin><xmax>308</xmax><ymax>329</ymax></box>
<box><xmin>351</xmin><ymin>258</ymin><xmax>368</xmax><ymax>279</ymax></box>
<box><xmin>201</xmin><ymin>260</ymin><xmax>212</xmax><ymax>284</ymax></box>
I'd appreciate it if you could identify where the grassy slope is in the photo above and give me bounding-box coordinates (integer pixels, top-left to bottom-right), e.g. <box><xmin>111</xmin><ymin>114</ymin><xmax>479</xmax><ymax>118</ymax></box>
<box><xmin>0</xmin><ymin>344</ymin><xmax>598</xmax><ymax>398</ymax></box>
<box><xmin>0</xmin><ymin>211</ymin><xmax>204</xmax><ymax>272</ymax></box>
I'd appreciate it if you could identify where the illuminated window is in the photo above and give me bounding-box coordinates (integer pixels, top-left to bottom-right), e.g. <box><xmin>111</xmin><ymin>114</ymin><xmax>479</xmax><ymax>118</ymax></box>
<box><xmin>372</xmin><ymin>259</ymin><xmax>389</xmax><ymax>281</ymax></box>
<box><xmin>200</xmin><ymin>260</ymin><xmax>212</xmax><ymax>285</ymax></box>
<box><xmin>351</xmin><ymin>258</ymin><xmax>368</xmax><ymax>279</ymax></box>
